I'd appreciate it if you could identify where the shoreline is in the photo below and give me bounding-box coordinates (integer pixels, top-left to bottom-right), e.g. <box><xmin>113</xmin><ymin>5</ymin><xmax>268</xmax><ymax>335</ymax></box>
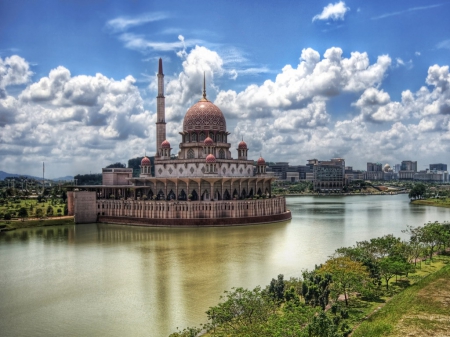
<box><xmin>283</xmin><ymin>192</ymin><xmax>407</xmax><ymax>197</ymax></box>
<box><xmin>410</xmin><ymin>199</ymin><xmax>450</xmax><ymax>208</ymax></box>
<box><xmin>0</xmin><ymin>217</ymin><xmax>74</xmax><ymax>232</ymax></box>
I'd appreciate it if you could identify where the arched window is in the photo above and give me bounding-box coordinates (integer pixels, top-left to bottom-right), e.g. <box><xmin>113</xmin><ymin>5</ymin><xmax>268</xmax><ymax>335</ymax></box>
<box><xmin>191</xmin><ymin>133</ymin><xmax>197</xmax><ymax>142</ymax></box>
<box><xmin>185</xmin><ymin>134</ymin><xmax>190</xmax><ymax>143</ymax></box>
<box><xmin>217</xmin><ymin>133</ymin><xmax>221</xmax><ymax>142</ymax></box>
<box><xmin>219</xmin><ymin>148</ymin><xmax>225</xmax><ymax>159</ymax></box>
<box><xmin>199</xmin><ymin>132</ymin><xmax>205</xmax><ymax>141</ymax></box>
<box><xmin>187</xmin><ymin>149</ymin><xmax>195</xmax><ymax>159</ymax></box>
<box><xmin>210</xmin><ymin>133</ymin><xmax>215</xmax><ymax>142</ymax></box>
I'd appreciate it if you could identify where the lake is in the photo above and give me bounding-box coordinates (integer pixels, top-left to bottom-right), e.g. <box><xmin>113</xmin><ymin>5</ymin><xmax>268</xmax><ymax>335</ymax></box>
<box><xmin>1</xmin><ymin>194</ymin><xmax>449</xmax><ymax>336</ymax></box>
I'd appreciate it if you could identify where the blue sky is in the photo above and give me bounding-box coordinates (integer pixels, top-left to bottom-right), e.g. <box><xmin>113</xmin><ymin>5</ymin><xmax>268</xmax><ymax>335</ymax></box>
<box><xmin>1</xmin><ymin>0</ymin><xmax>450</xmax><ymax>177</ymax></box>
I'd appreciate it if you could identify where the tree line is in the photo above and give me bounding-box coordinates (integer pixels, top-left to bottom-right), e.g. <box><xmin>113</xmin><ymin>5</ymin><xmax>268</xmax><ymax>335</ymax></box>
<box><xmin>170</xmin><ymin>221</ymin><xmax>450</xmax><ymax>337</ymax></box>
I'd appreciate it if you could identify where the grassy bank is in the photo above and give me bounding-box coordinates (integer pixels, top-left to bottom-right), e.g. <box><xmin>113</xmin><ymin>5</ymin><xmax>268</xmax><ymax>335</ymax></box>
<box><xmin>0</xmin><ymin>217</ymin><xmax>74</xmax><ymax>231</ymax></box>
<box><xmin>411</xmin><ymin>198</ymin><xmax>450</xmax><ymax>208</ymax></box>
<box><xmin>352</xmin><ymin>262</ymin><xmax>450</xmax><ymax>336</ymax></box>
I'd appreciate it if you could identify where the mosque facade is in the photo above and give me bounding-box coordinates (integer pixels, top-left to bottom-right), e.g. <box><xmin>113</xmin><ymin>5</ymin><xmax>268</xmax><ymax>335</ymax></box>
<box><xmin>68</xmin><ymin>59</ymin><xmax>291</xmax><ymax>226</ymax></box>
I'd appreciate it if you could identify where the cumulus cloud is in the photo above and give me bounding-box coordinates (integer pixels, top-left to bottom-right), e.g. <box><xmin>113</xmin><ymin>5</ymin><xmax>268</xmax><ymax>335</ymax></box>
<box><xmin>312</xmin><ymin>1</ymin><xmax>350</xmax><ymax>22</ymax></box>
<box><xmin>4</xmin><ymin>48</ymin><xmax>450</xmax><ymax>177</ymax></box>
<box><xmin>0</xmin><ymin>55</ymin><xmax>33</xmax><ymax>97</ymax></box>
<box><xmin>215</xmin><ymin>47</ymin><xmax>391</xmax><ymax>119</ymax></box>
<box><xmin>0</xmin><ymin>59</ymin><xmax>157</xmax><ymax>176</ymax></box>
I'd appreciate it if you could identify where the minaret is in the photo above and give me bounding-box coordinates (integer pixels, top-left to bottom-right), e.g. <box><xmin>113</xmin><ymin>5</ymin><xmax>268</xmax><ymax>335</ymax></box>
<box><xmin>156</xmin><ymin>58</ymin><xmax>166</xmax><ymax>157</ymax></box>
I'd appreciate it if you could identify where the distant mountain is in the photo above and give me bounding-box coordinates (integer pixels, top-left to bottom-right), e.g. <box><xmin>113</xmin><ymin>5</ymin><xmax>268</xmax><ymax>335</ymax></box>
<box><xmin>0</xmin><ymin>171</ymin><xmax>73</xmax><ymax>181</ymax></box>
<box><xmin>53</xmin><ymin>176</ymin><xmax>74</xmax><ymax>181</ymax></box>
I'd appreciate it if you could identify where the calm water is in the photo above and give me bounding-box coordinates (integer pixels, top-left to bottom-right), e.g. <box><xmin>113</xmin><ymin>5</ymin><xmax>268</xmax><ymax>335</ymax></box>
<box><xmin>1</xmin><ymin>195</ymin><xmax>450</xmax><ymax>336</ymax></box>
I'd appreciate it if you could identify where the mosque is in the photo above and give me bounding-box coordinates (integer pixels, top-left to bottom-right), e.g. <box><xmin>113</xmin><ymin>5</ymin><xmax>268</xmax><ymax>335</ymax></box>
<box><xmin>68</xmin><ymin>59</ymin><xmax>291</xmax><ymax>226</ymax></box>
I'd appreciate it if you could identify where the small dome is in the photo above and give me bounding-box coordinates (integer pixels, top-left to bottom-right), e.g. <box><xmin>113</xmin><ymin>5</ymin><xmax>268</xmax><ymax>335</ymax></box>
<box><xmin>257</xmin><ymin>156</ymin><xmax>266</xmax><ymax>165</ymax></box>
<box><xmin>238</xmin><ymin>140</ymin><xmax>247</xmax><ymax>149</ymax></box>
<box><xmin>206</xmin><ymin>154</ymin><xmax>216</xmax><ymax>163</ymax></box>
<box><xmin>204</xmin><ymin>136</ymin><xmax>213</xmax><ymax>146</ymax></box>
<box><xmin>141</xmin><ymin>156</ymin><xmax>151</xmax><ymax>166</ymax></box>
<box><xmin>161</xmin><ymin>140</ymin><xmax>171</xmax><ymax>148</ymax></box>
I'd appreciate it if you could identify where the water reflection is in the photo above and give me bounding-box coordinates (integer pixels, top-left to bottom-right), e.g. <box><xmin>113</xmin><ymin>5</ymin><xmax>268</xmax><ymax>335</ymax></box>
<box><xmin>1</xmin><ymin>194</ymin><xmax>450</xmax><ymax>337</ymax></box>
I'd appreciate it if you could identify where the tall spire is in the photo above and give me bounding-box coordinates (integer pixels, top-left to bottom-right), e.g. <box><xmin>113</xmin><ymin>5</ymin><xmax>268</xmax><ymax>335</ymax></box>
<box><xmin>156</xmin><ymin>58</ymin><xmax>166</xmax><ymax>158</ymax></box>
<box><xmin>158</xmin><ymin>58</ymin><xmax>163</xmax><ymax>75</ymax></box>
<box><xmin>201</xmin><ymin>72</ymin><xmax>208</xmax><ymax>101</ymax></box>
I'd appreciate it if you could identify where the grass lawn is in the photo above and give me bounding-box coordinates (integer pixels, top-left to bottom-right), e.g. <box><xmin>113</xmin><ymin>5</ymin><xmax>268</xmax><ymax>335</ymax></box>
<box><xmin>352</xmin><ymin>258</ymin><xmax>450</xmax><ymax>336</ymax></box>
<box><xmin>411</xmin><ymin>198</ymin><xmax>450</xmax><ymax>208</ymax></box>
<box><xmin>0</xmin><ymin>198</ymin><xmax>67</xmax><ymax>218</ymax></box>
<box><xmin>0</xmin><ymin>217</ymin><xmax>74</xmax><ymax>230</ymax></box>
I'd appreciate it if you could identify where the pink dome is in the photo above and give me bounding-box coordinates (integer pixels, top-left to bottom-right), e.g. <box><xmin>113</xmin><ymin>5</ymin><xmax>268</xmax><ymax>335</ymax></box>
<box><xmin>238</xmin><ymin>140</ymin><xmax>247</xmax><ymax>149</ymax></box>
<box><xmin>141</xmin><ymin>156</ymin><xmax>151</xmax><ymax>166</ymax></box>
<box><xmin>257</xmin><ymin>157</ymin><xmax>266</xmax><ymax>165</ymax></box>
<box><xmin>204</xmin><ymin>136</ymin><xmax>213</xmax><ymax>146</ymax></box>
<box><xmin>161</xmin><ymin>140</ymin><xmax>171</xmax><ymax>148</ymax></box>
<box><xmin>183</xmin><ymin>100</ymin><xmax>226</xmax><ymax>132</ymax></box>
<box><xmin>206</xmin><ymin>154</ymin><xmax>216</xmax><ymax>163</ymax></box>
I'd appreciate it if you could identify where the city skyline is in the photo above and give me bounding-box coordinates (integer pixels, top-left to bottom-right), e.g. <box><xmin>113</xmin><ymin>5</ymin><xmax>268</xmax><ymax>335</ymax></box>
<box><xmin>1</xmin><ymin>0</ymin><xmax>450</xmax><ymax>178</ymax></box>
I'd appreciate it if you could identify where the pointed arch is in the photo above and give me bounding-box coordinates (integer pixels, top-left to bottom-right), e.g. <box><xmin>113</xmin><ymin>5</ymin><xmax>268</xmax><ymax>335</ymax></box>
<box><xmin>179</xmin><ymin>189</ymin><xmax>187</xmax><ymax>201</ymax></box>
<box><xmin>219</xmin><ymin>148</ymin><xmax>225</xmax><ymax>159</ymax></box>
<box><xmin>167</xmin><ymin>189</ymin><xmax>176</xmax><ymax>201</ymax></box>
<box><xmin>157</xmin><ymin>189</ymin><xmax>165</xmax><ymax>200</ymax></box>
<box><xmin>224</xmin><ymin>189</ymin><xmax>231</xmax><ymax>200</ymax></box>
<box><xmin>187</xmin><ymin>149</ymin><xmax>195</xmax><ymax>159</ymax></box>
<box><xmin>191</xmin><ymin>189</ymin><xmax>199</xmax><ymax>201</ymax></box>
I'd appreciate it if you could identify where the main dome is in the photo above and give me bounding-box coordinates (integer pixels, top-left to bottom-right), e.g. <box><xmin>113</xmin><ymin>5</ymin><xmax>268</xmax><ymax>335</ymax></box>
<box><xmin>183</xmin><ymin>100</ymin><xmax>227</xmax><ymax>132</ymax></box>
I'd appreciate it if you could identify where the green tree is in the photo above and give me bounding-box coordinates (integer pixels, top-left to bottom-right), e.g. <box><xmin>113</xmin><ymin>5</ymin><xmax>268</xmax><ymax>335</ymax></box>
<box><xmin>268</xmin><ymin>274</ymin><xmax>285</xmax><ymax>302</ymax></box>
<box><xmin>421</xmin><ymin>222</ymin><xmax>446</xmax><ymax>261</ymax></box>
<box><xmin>306</xmin><ymin>311</ymin><xmax>342</xmax><ymax>337</ymax></box>
<box><xmin>301</xmin><ymin>270</ymin><xmax>332</xmax><ymax>310</ymax></box>
<box><xmin>378</xmin><ymin>257</ymin><xmax>401</xmax><ymax>290</ymax></box>
<box><xmin>35</xmin><ymin>208</ymin><xmax>43</xmax><ymax>218</ymax></box>
<box><xmin>205</xmin><ymin>287</ymin><xmax>277</xmax><ymax>336</ymax></box>
<box><xmin>319</xmin><ymin>257</ymin><xmax>369</xmax><ymax>306</ymax></box>
<box><xmin>57</xmin><ymin>208</ymin><xmax>62</xmax><ymax>217</ymax></box>
<box><xmin>18</xmin><ymin>207</ymin><xmax>28</xmax><ymax>221</ymax></box>
<box><xmin>4</xmin><ymin>212</ymin><xmax>11</xmax><ymax>221</ymax></box>
<box><xmin>46</xmin><ymin>205</ymin><xmax>53</xmax><ymax>216</ymax></box>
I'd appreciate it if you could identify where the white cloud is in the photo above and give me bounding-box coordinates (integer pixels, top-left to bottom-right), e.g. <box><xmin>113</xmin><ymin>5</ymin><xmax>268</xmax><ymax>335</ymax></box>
<box><xmin>371</xmin><ymin>4</ymin><xmax>443</xmax><ymax>20</ymax></box>
<box><xmin>118</xmin><ymin>33</ymin><xmax>204</xmax><ymax>53</ymax></box>
<box><xmin>4</xmin><ymin>48</ymin><xmax>450</xmax><ymax>177</ymax></box>
<box><xmin>0</xmin><ymin>55</ymin><xmax>33</xmax><ymax>97</ymax></box>
<box><xmin>106</xmin><ymin>12</ymin><xmax>167</xmax><ymax>32</ymax></box>
<box><xmin>437</xmin><ymin>39</ymin><xmax>450</xmax><ymax>50</ymax></box>
<box><xmin>312</xmin><ymin>1</ymin><xmax>350</xmax><ymax>22</ymax></box>
<box><xmin>215</xmin><ymin>47</ymin><xmax>391</xmax><ymax>119</ymax></box>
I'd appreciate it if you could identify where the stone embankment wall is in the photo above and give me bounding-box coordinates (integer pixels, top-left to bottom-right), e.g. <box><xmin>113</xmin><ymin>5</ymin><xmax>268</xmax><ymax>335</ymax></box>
<box><xmin>96</xmin><ymin>197</ymin><xmax>287</xmax><ymax>220</ymax></box>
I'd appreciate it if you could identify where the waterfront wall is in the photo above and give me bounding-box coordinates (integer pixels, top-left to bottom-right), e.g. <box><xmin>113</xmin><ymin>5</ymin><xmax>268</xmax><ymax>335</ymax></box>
<box><xmin>96</xmin><ymin>196</ymin><xmax>287</xmax><ymax>220</ymax></box>
<box><xmin>72</xmin><ymin>191</ymin><xmax>290</xmax><ymax>225</ymax></box>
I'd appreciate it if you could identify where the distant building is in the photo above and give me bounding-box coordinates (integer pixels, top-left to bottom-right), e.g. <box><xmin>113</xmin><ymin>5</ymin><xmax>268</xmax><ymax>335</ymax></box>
<box><xmin>414</xmin><ymin>170</ymin><xmax>448</xmax><ymax>182</ymax></box>
<box><xmin>312</xmin><ymin>158</ymin><xmax>345</xmax><ymax>192</ymax></box>
<box><xmin>399</xmin><ymin>160</ymin><xmax>417</xmax><ymax>180</ymax></box>
<box><xmin>364</xmin><ymin>162</ymin><xmax>384</xmax><ymax>180</ymax></box>
<box><xmin>345</xmin><ymin>166</ymin><xmax>364</xmax><ymax>182</ymax></box>
<box><xmin>267</xmin><ymin>162</ymin><xmax>290</xmax><ymax>180</ymax></box>
<box><xmin>266</xmin><ymin>162</ymin><xmax>313</xmax><ymax>181</ymax></box>
<box><xmin>430</xmin><ymin>163</ymin><xmax>447</xmax><ymax>171</ymax></box>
